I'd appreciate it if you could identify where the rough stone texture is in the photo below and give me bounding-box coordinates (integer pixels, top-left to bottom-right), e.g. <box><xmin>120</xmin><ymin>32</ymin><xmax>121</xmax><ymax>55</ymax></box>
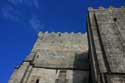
<box><xmin>32</xmin><ymin>49</ymin><xmax>88</xmax><ymax>69</ymax></box>
<box><xmin>9</xmin><ymin>32</ymin><xmax>89</xmax><ymax>83</ymax></box>
<box><xmin>25</xmin><ymin>32</ymin><xmax>89</xmax><ymax>69</ymax></box>
<box><xmin>88</xmin><ymin>7</ymin><xmax>125</xmax><ymax>83</ymax></box>
<box><xmin>26</xmin><ymin>68</ymin><xmax>57</xmax><ymax>83</ymax></box>
<box><xmin>106</xmin><ymin>75</ymin><xmax>125</xmax><ymax>83</ymax></box>
<box><xmin>9</xmin><ymin>62</ymin><xmax>30</xmax><ymax>83</ymax></box>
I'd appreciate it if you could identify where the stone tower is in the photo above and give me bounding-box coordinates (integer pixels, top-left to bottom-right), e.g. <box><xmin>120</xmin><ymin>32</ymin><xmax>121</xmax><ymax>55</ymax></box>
<box><xmin>9</xmin><ymin>7</ymin><xmax>125</xmax><ymax>83</ymax></box>
<box><xmin>9</xmin><ymin>32</ymin><xmax>89</xmax><ymax>83</ymax></box>
<box><xmin>88</xmin><ymin>7</ymin><xmax>125</xmax><ymax>83</ymax></box>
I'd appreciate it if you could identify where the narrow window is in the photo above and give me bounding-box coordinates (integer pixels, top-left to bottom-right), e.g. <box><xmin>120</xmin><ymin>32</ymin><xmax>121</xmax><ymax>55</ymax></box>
<box><xmin>37</xmin><ymin>55</ymin><xmax>39</xmax><ymax>58</ymax></box>
<box><xmin>36</xmin><ymin>79</ymin><xmax>39</xmax><ymax>83</ymax></box>
<box><xmin>113</xmin><ymin>18</ymin><xmax>117</xmax><ymax>22</ymax></box>
<box><xmin>59</xmin><ymin>33</ymin><xmax>61</xmax><ymax>36</ymax></box>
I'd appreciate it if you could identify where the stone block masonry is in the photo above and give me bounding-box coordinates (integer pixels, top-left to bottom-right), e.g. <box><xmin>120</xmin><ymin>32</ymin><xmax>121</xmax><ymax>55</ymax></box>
<box><xmin>9</xmin><ymin>32</ymin><xmax>89</xmax><ymax>83</ymax></box>
<box><xmin>88</xmin><ymin>6</ymin><xmax>125</xmax><ymax>83</ymax></box>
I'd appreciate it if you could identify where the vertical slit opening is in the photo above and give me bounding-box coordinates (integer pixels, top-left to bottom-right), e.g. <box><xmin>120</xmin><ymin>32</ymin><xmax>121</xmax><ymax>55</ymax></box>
<box><xmin>59</xmin><ymin>33</ymin><xmax>61</xmax><ymax>36</ymax></box>
<box><xmin>113</xmin><ymin>18</ymin><xmax>117</xmax><ymax>22</ymax></box>
<box><xmin>36</xmin><ymin>79</ymin><xmax>39</xmax><ymax>83</ymax></box>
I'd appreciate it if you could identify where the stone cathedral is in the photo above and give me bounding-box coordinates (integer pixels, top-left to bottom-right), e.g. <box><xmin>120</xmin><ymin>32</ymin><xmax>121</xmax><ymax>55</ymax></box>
<box><xmin>9</xmin><ymin>7</ymin><xmax>125</xmax><ymax>83</ymax></box>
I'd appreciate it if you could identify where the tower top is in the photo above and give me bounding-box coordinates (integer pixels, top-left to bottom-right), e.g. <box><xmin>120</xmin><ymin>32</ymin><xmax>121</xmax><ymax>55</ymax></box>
<box><xmin>25</xmin><ymin>32</ymin><xmax>88</xmax><ymax>69</ymax></box>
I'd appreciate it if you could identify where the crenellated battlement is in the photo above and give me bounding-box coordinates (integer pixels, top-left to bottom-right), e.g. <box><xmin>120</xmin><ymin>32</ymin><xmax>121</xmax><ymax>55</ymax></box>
<box><xmin>88</xmin><ymin>6</ymin><xmax>125</xmax><ymax>12</ymax></box>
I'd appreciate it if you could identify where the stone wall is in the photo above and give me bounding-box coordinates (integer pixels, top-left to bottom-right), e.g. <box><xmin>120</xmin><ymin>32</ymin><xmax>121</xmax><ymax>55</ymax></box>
<box><xmin>88</xmin><ymin>7</ymin><xmax>125</xmax><ymax>83</ymax></box>
<box><xmin>9</xmin><ymin>32</ymin><xmax>89</xmax><ymax>83</ymax></box>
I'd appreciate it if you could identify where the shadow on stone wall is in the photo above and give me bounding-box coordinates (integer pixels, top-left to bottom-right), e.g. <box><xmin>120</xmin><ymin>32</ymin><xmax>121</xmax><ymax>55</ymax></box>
<box><xmin>72</xmin><ymin>52</ymin><xmax>89</xmax><ymax>83</ymax></box>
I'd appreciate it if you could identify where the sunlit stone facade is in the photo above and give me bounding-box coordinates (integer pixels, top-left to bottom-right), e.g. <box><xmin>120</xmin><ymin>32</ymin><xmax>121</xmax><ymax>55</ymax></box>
<box><xmin>9</xmin><ymin>32</ymin><xmax>89</xmax><ymax>83</ymax></box>
<box><xmin>88</xmin><ymin>7</ymin><xmax>125</xmax><ymax>83</ymax></box>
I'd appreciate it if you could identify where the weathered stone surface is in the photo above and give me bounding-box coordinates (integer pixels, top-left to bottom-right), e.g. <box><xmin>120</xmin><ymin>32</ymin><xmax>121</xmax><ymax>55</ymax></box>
<box><xmin>9</xmin><ymin>66</ymin><xmax>89</xmax><ymax>83</ymax></box>
<box><xmin>88</xmin><ymin>7</ymin><xmax>125</xmax><ymax>83</ymax></box>
<box><xmin>25</xmin><ymin>52</ymin><xmax>36</xmax><ymax>62</ymax></box>
<box><xmin>32</xmin><ymin>32</ymin><xmax>88</xmax><ymax>52</ymax></box>
<box><xmin>32</xmin><ymin>49</ymin><xmax>88</xmax><ymax>69</ymax></box>
<box><xmin>28</xmin><ymin>32</ymin><xmax>88</xmax><ymax>69</ymax></box>
<box><xmin>106</xmin><ymin>75</ymin><xmax>125</xmax><ymax>83</ymax></box>
<box><xmin>9</xmin><ymin>32</ymin><xmax>89</xmax><ymax>83</ymax></box>
<box><xmin>66</xmin><ymin>70</ymin><xmax>89</xmax><ymax>83</ymax></box>
<box><xmin>9</xmin><ymin>62</ymin><xmax>30</xmax><ymax>83</ymax></box>
<box><xmin>26</xmin><ymin>68</ymin><xmax>57</xmax><ymax>83</ymax></box>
